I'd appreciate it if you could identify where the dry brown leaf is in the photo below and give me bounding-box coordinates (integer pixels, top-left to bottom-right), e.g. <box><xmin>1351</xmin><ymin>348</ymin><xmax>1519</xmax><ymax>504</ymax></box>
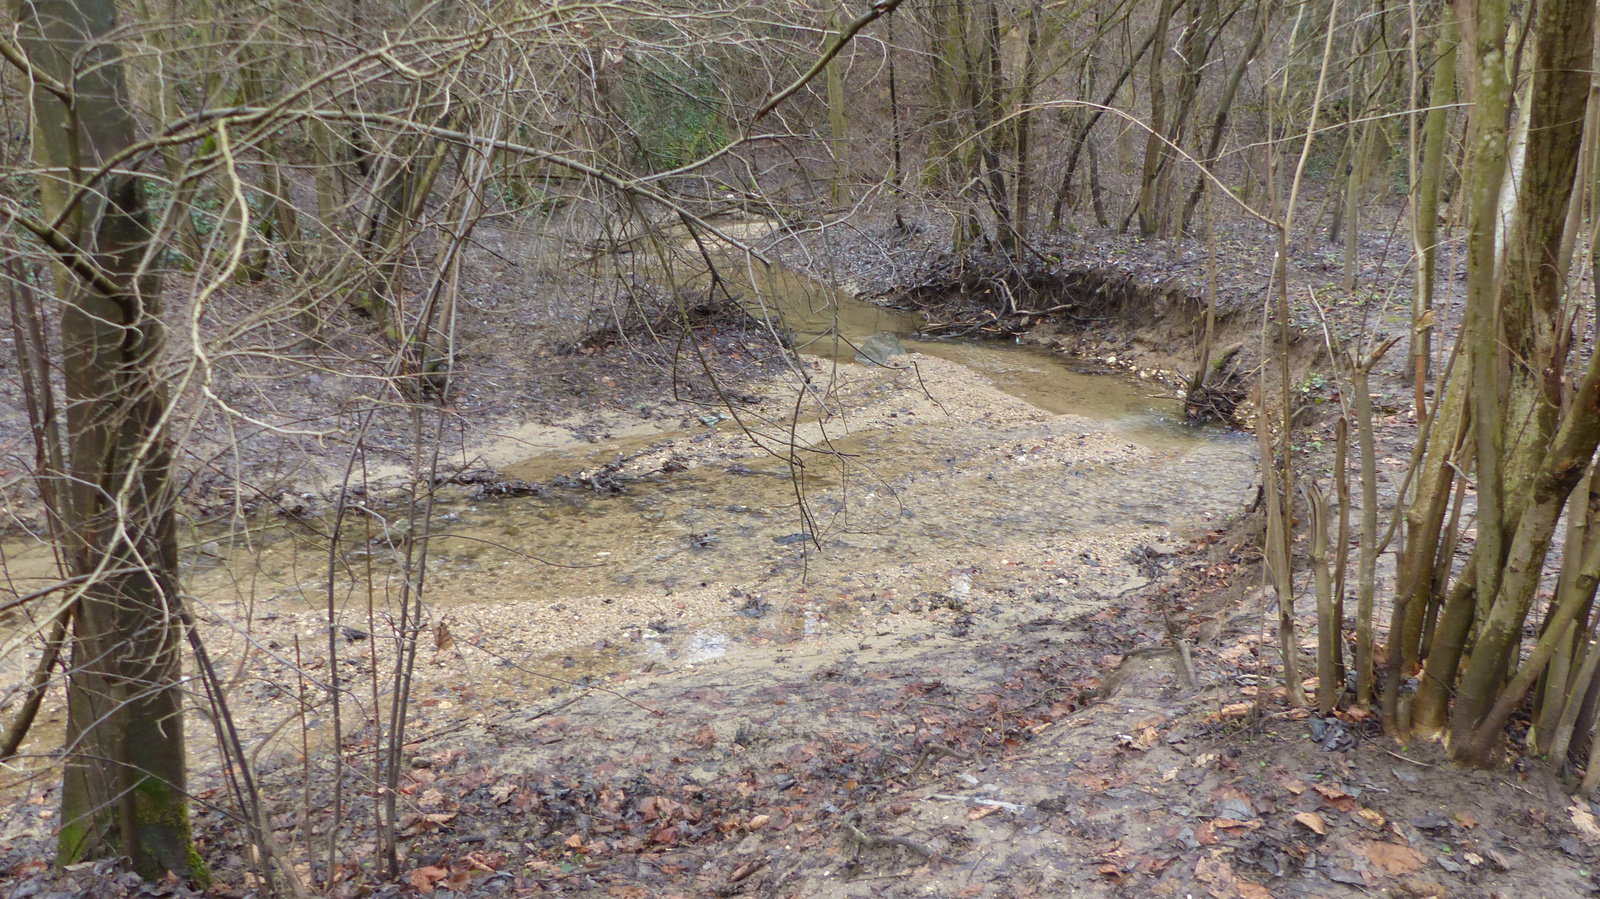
<box><xmin>1218</xmin><ymin>702</ymin><xmax>1254</xmax><ymax>720</ymax></box>
<box><xmin>1363</xmin><ymin>841</ymin><xmax>1424</xmax><ymax>875</ymax></box>
<box><xmin>1280</xmin><ymin>778</ymin><xmax>1308</xmax><ymax>795</ymax></box>
<box><xmin>1236</xmin><ymin>881</ymin><xmax>1273</xmax><ymax>899</ymax></box>
<box><xmin>967</xmin><ymin>804</ymin><xmax>1000</xmax><ymax>821</ymax></box>
<box><xmin>1294</xmin><ymin>811</ymin><xmax>1326</xmax><ymax>835</ymax></box>
<box><xmin>1214</xmin><ymin>818</ymin><xmax>1262</xmax><ymax>833</ymax></box>
<box><xmin>408</xmin><ymin>866</ymin><xmax>448</xmax><ymax>894</ymax></box>
<box><xmin>1313</xmin><ymin>784</ymin><xmax>1356</xmax><ymax>812</ymax></box>
<box><xmin>695</xmin><ymin>725</ymin><xmax>717</xmax><ymax>749</ymax></box>
<box><xmin>1455</xmin><ymin>811</ymin><xmax>1478</xmax><ymax>829</ymax></box>
<box><xmin>1571</xmin><ymin>802</ymin><xmax>1600</xmax><ymax>843</ymax></box>
<box><xmin>748</xmin><ymin>814</ymin><xmax>771</xmax><ymax>830</ymax></box>
<box><xmin>489</xmin><ymin>780</ymin><xmax>517</xmax><ymax>806</ymax></box>
<box><xmin>1353</xmin><ymin>807</ymin><xmax>1386</xmax><ymax>829</ymax></box>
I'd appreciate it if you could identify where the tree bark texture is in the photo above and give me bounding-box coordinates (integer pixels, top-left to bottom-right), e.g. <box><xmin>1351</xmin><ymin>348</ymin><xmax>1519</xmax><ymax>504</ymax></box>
<box><xmin>14</xmin><ymin>0</ymin><xmax>202</xmax><ymax>879</ymax></box>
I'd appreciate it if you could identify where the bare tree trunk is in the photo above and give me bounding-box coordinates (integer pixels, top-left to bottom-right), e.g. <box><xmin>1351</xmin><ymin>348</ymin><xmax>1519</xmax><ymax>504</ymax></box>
<box><xmin>1350</xmin><ymin>339</ymin><xmax>1400</xmax><ymax>709</ymax></box>
<box><xmin>1436</xmin><ymin>0</ymin><xmax>1596</xmax><ymax>761</ymax></box>
<box><xmin>1408</xmin><ymin>10</ymin><xmax>1458</xmax><ymax>388</ymax></box>
<box><xmin>1305</xmin><ymin>482</ymin><xmax>1339</xmax><ymax>712</ymax></box>
<box><xmin>1181</xmin><ymin>0</ymin><xmax>1267</xmax><ymax>231</ymax></box>
<box><xmin>826</xmin><ymin>7</ymin><xmax>850</xmax><ymax>208</ymax></box>
<box><xmin>1051</xmin><ymin>16</ymin><xmax>1164</xmax><ymax>229</ymax></box>
<box><xmin>1135</xmin><ymin>0</ymin><xmax>1173</xmax><ymax>236</ymax></box>
<box><xmin>16</xmin><ymin>0</ymin><xmax>202</xmax><ymax>878</ymax></box>
<box><xmin>979</xmin><ymin>0</ymin><xmax>1014</xmax><ymax>250</ymax></box>
<box><xmin>1496</xmin><ymin>0</ymin><xmax>1593</xmax><ymax>513</ymax></box>
<box><xmin>1012</xmin><ymin>0</ymin><xmax>1040</xmax><ymax>241</ymax></box>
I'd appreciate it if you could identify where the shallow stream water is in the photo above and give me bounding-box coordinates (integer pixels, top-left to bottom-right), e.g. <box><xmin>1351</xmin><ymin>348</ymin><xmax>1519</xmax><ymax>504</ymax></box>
<box><xmin>0</xmin><ymin>253</ymin><xmax>1258</xmax><ymax>694</ymax></box>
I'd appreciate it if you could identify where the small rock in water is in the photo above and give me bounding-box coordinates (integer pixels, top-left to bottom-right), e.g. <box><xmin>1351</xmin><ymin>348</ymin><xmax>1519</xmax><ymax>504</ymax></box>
<box><xmin>854</xmin><ymin>331</ymin><xmax>906</xmax><ymax>366</ymax></box>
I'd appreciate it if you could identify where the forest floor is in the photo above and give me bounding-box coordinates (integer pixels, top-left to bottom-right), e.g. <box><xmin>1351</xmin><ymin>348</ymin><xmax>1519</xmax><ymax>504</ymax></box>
<box><xmin>3</xmin><ymin>205</ymin><xmax>1599</xmax><ymax>899</ymax></box>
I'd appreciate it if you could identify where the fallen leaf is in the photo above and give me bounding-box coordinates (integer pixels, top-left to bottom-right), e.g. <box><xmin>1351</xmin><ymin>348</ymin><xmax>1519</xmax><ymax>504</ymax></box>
<box><xmin>1571</xmin><ymin>802</ymin><xmax>1600</xmax><ymax>843</ymax></box>
<box><xmin>408</xmin><ymin>866</ymin><xmax>447</xmax><ymax>894</ymax></box>
<box><xmin>1280</xmin><ymin>778</ymin><xmax>1308</xmax><ymax>795</ymax></box>
<box><xmin>1353</xmin><ymin>807</ymin><xmax>1386</xmax><ymax>829</ymax></box>
<box><xmin>748</xmin><ymin>814</ymin><xmax>771</xmax><ymax>829</ymax></box>
<box><xmin>1218</xmin><ymin>702</ymin><xmax>1254</xmax><ymax>720</ymax></box>
<box><xmin>1455</xmin><ymin>811</ymin><xmax>1477</xmax><ymax>828</ymax></box>
<box><xmin>565</xmin><ymin>834</ymin><xmax>585</xmax><ymax>850</ymax></box>
<box><xmin>1214</xmin><ymin>817</ymin><xmax>1262</xmax><ymax>834</ymax></box>
<box><xmin>1294</xmin><ymin>811</ymin><xmax>1327</xmax><ymax>835</ymax></box>
<box><xmin>1313</xmin><ymin>784</ymin><xmax>1357</xmax><ymax>812</ymax></box>
<box><xmin>695</xmin><ymin>725</ymin><xmax>717</xmax><ymax>749</ymax></box>
<box><xmin>490</xmin><ymin>780</ymin><xmax>517</xmax><ymax>806</ymax></box>
<box><xmin>967</xmin><ymin>805</ymin><xmax>1000</xmax><ymax>821</ymax></box>
<box><xmin>1363</xmin><ymin>841</ymin><xmax>1424</xmax><ymax>875</ymax></box>
<box><xmin>1237</xmin><ymin>881</ymin><xmax>1273</xmax><ymax>899</ymax></box>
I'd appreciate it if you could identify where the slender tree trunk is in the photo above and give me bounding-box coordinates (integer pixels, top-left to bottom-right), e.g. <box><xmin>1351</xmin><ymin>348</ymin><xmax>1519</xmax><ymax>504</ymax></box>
<box><xmin>1013</xmin><ymin>0</ymin><xmax>1040</xmax><ymax>241</ymax></box>
<box><xmin>888</xmin><ymin>13</ymin><xmax>903</xmax><ymax>186</ymax></box>
<box><xmin>1351</xmin><ymin>340</ymin><xmax>1400</xmax><ymax>709</ymax></box>
<box><xmin>1409</xmin><ymin>11</ymin><xmax>1458</xmax><ymax>388</ymax></box>
<box><xmin>1135</xmin><ymin>0</ymin><xmax>1173</xmax><ymax>236</ymax></box>
<box><xmin>1051</xmin><ymin>17</ymin><xmax>1164</xmax><ymax>229</ymax></box>
<box><xmin>1182</xmin><ymin>0</ymin><xmax>1267</xmax><ymax>231</ymax></box>
<box><xmin>1458</xmin><ymin>0</ymin><xmax>1512</xmax><ymax>630</ymax></box>
<box><xmin>826</xmin><ymin>7</ymin><xmax>850</xmax><ymax>208</ymax></box>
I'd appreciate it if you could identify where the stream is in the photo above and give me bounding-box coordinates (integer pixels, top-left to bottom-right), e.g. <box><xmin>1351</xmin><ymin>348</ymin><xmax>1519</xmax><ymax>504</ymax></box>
<box><xmin>188</xmin><ymin>257</ymin><xmax>1257</xmax><ymax>669</ymax></box>
<box><xmin>0</xmin><ymin>255</ymin><xmax>1259</xmax><ymax>707</ymax></box>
